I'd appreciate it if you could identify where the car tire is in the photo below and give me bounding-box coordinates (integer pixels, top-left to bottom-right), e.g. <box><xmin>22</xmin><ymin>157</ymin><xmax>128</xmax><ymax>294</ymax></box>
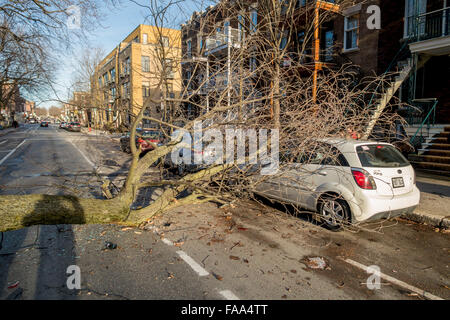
<box><xmin>317</xmin><ymin>195</ymin><xmax>350</xmax><ymax>232</ymax></box>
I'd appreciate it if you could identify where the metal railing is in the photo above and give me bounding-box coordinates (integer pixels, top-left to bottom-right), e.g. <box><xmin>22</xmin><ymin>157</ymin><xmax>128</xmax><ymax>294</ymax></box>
<box><xmin>408</xmin><ymin>7</ymin><xmax>450</xmax><ymax>42</ymax></box>
<box><xmin>409</xmin><ymin>99</ymin><xmax>438</xmax><ymax>147</ymax></box>
<box><xmin>204</xmin><ymin>28</ymin><xmax>241</xmax><ymax>54</ymax></box>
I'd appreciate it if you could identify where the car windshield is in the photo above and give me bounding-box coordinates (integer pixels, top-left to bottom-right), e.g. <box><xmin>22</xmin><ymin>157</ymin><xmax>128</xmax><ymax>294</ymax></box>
<box><xmin>356</xmin><ymin>144</ymin><xmax>410</xmax><ymax>168</ymax></box>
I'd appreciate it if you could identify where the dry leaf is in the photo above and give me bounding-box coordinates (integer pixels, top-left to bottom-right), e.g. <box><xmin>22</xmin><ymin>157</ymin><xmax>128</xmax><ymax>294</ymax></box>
<box><xmin>229</xmin><ymin>255</ymin><xmax>240</xmax><ymax>260</ymax></box>
<box><xmin>121</xmin><ymin>227</ymin><xmax>132</xmax><ymax>231</ymax></box>
<box><xmin>174</xmin><ymin>241</ymin><xmax>184</xmax><ymax>247</ymax></box>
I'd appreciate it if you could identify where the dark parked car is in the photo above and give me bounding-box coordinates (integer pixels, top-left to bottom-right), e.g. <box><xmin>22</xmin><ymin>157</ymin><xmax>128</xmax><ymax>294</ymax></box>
<box><xmin>120</xmin><ymin>129</ymin><xmax>164</xmax><ymax>154</ymax></box>
<box><xmin>67</xmin><ymin>122</ymin><xmax>81</xmax><ymax>132</ymax></box>
<box><xmin>40</xmin><ymin>121</ymin><xmax>48</xmax><ymax>127</ymax></box>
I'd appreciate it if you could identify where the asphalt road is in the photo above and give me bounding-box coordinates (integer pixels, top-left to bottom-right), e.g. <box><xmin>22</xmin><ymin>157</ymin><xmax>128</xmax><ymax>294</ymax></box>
<box><xmin>0</xmin><ymin>124</ymin><xmax>448</xmax><ymax>300</ymax></box>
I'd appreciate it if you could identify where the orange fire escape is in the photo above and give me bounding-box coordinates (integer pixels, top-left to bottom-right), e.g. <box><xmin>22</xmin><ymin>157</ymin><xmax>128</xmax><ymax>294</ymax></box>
<box><xmin>313</xmin><ymin>0</ymin><xmax>340</xmax><ymax>102</ymax></box>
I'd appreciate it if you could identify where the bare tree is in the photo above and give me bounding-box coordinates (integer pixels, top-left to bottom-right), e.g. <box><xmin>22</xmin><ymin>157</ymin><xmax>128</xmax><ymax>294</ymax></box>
<box><xmin>0</xmin><ymin>0</ymin><xmax>402</xmax><ymax>232</ymax></box>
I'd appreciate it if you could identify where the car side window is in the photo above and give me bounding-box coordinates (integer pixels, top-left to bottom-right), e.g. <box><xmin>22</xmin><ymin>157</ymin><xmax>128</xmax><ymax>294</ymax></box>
<box><xmin>299</xmin><ymin>144</ymin><xmax>349</xmax><ymax>166</ymax></box>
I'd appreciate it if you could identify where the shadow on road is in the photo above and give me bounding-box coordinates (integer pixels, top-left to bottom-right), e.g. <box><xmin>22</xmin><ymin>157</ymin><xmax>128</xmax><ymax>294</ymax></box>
<box><xmin>417</xmin><ymin>181</ymin><xmax>450</xmax><ymax>198</ymax></box>
<box><xmin>0</xmin><ymin>195</ymin><xmax>85</xmax><ymax>299</ymax></box>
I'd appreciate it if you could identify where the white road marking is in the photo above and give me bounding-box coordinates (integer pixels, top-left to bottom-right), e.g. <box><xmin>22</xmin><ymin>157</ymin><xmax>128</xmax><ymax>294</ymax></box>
<box><xmin>0</xmin><ymin>139</ymin><xmax>27</xmax><ymax>166</ymax></box>
<box><xmin>176</xmin><ymin>250</ymin><xmax>209</xmax><ymax>277</ymax></box>
<box><xmin>0</xmin><ymin>140</ymin><xmax>6</xmax><ymax>145</ymax></box>
<box><xmin>67</xmin><ymin>139</ymin><xmax>95</xmax><ymax>168</ymax></box>
<box><xmin>343</xmin><ymin>258</ymin><xmax>444</xmax><ymax>300</ymax></box>
<box><xmin>219</xmin><ymin>290</ymin><xmax>240</xmax><ymax>300</ymax></box>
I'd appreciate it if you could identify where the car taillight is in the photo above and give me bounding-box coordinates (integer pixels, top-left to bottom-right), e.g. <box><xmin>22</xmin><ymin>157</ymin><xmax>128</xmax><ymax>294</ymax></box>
<box><xmin>351</xmin><ymin>168</ymin><xmax>377</xmax><ymax>190</ymax></box>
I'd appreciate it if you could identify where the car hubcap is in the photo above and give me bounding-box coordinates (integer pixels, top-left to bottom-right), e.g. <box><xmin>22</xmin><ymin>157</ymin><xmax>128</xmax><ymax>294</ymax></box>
<box><xmin>321</xmin><ymin>200</ymin><xmax>345</xmax><ymax>227</ymax></box>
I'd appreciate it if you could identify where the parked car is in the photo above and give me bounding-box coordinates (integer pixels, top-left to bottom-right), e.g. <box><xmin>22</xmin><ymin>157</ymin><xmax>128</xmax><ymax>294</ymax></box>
<box><xmin>67</xmin><ymin>122</ymin><xmax>81</xmax><ymax>132</ymax></box>
<box><xmin>252</xmin><ymin>139</ymin><xmax>420</xmax><ymax>231</ymax></box>
<box><xmin>40</xmin><ymin>121</ymin><xmax>48</xmax><ymax>127</ymax></box>
<box><xmin>59</xmin><ymin>122</ymin><xmax>67</xmax><ymax>129</ymax></box>
<box><xmin>29</xmin><ymin>119</ymin><xmax>36</xmax><ymax>124</ymax></box>
<box><xmin>120</xmin><ymin>129</ymin><xmax>164</xmax><ymax>154</ymax></box>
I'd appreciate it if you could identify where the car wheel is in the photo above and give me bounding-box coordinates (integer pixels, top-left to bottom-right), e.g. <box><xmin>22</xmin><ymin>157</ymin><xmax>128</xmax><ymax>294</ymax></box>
<box><xmin>318</xmin><ymin>195</ymin><xmax>350</xmax><ymax>231</ymax></box>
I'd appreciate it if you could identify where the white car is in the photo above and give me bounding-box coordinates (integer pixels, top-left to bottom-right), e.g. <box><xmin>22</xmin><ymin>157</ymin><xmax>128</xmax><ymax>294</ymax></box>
<box><xmin>253</xmin><ymin>139</ymin><xmax>420</xmax><ymax>230</ymax></box>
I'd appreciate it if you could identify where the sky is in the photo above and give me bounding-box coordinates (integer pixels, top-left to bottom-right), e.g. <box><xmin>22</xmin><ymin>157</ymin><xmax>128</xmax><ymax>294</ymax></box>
<box><xmin>39</xmin><ymin>0</ymin><xmax>205</xmax><ymax>109</ymax></box>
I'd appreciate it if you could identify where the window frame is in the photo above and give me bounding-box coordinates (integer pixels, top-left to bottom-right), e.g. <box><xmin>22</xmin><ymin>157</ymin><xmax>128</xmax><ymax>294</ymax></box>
<box><xmin>141</xmin><ymin>55</ymin><xmax>150</xmax><ymax>72</ymax></box>
<box><xmin>343</xmin><ymin>14</ymin><xmax>359</xmax><ymax>51</ymax></box>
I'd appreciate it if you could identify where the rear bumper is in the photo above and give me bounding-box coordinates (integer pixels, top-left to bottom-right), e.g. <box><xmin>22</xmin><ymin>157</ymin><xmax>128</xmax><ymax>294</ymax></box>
<box><xmin>364</xmin><ymin>205</ymin><xmax>417</xmax><ymax>222</ymax></box>
<box><xmin>349</xmin><ymin>186</ymin><xmax>421</xmax><ymax>222</ymax></box>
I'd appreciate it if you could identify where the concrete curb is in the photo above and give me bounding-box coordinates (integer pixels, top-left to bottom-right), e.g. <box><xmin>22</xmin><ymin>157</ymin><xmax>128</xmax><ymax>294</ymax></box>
<box><xmin>404</xmin><ymin>211</ymin><xmax>450</xmax><ymax>229</ymax></box>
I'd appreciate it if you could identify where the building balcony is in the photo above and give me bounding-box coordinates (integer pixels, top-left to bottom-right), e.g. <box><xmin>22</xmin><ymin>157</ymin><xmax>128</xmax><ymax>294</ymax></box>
<box><xmin>204</xmin><ymin>27</ymin><xmax>242</xmax><ymax>56</ymax></box>
<box><xmin>408</xmin><ymin>7</ymin><xmax>450</xmax><ymax>56</ymax></box>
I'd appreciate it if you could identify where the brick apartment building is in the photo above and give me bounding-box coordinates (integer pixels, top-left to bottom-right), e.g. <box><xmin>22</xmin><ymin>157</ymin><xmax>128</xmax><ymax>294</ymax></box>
<box><xmin>92</xmin><ymin>24</ymin><xmax>182</xmax><ymax>129</ymax></box>
<box><xmin>0</xmin><ymin>82</ymin><xmax>28</xmax><ymax>123</ymax></box>
<box><xmin>181</xmin><ymin>0</ymin><xmax>450</xmax><ymax>173</ymax></box>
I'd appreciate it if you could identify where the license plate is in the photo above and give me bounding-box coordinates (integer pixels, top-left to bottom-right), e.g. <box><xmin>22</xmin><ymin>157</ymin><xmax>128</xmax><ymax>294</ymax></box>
<box><xmin>392</xmin><ymin>177</ymin><xmax>404</xmax><ymax>188</ymax></box>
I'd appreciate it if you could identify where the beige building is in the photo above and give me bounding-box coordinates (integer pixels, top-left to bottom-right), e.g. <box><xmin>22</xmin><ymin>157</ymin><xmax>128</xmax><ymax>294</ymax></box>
<box><xmin>93</xmin><ymin>24</ymin><xmax>182</xmax><ymax>129</ymax></box>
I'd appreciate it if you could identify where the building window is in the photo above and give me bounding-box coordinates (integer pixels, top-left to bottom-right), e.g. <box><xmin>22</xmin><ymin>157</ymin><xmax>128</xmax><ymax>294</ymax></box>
<box><xmin>122</xmin><ymin>82</ymin><xmax>130</xmax><ymax>97</ymax></box>
<box><xmin>164</xmin><ymin>58</ymin><xmax>174</xmax><ymax>78</ymax></box>
<box><xmin>161</xmin><ymin>36</ymin><xmax>169</xmax><ymax>47</ymax></box>
<box><xmin>98</xmin><ymin>77</ymin><xmax>102</xmax><ymax>87</ymax></box>
<box><xmin>142</xmin><ymin>83</ymin><xmax>150</xmax><ymax>98</ymax></box>
<box><xmin>280</xmin><ymin>31</ymin><xmax>288</xmax><ymax>50</ymax></box>
<box><xmin>404</xmin><ymin>0</ymin><xmax>427</xmax><ymax>38</ymax></box>
<box><xmin>250</xmin><ymin>9</ymin><xmax>257</xmax><ymax>34</ymax></box>
<box><xmin>185</xmin><ymin>69</ymin><xmax>192</xmax><ymax>89</ymax></box>
<box><xmin>143</xmin><ymin>33</ymin><xmax>148</xmax><ymax>44</ymax></box>
<box><xmin>186</xmin><ymin>39</ymin><xmax>192</xmax><ymax>57</ymax></box>
<box><xmin>324</xmin><ymin>30</ymin><xmax>334</xmax><ymax>61</ymax></box>
<box><xmin>110</xmin><ymin>68</ymin><xmax>115</xmax><ymax>81</ymax></box>
<box><xmin>249</xmin><ymin>56</ymin><xmax>257</xmax><ymax>72</ymax></box>
<box><xmin>122</xmin><ymin>57</ymin><xmax>130</xmax><ymax>75</ymax></box>
<box><xmin>142</xmin><ymin>56</ymin><xmax>150</xmax><ymax>72</ymax></box>
<box><xmin>344</xmin><ymin>15</ymin><xmax>359</xmax><ymax>51</ymax></box>
<box><xmin>238</xmin><ymin>14</ymin><xmax>244</xmax><ymax>41</ymax></box>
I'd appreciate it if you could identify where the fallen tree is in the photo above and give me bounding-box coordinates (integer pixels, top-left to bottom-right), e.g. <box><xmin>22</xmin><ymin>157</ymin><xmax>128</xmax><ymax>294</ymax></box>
<box><xmin>0</xmin><ymin>0</ymin><xmax>406</xmax><ymax>233</ymax></box>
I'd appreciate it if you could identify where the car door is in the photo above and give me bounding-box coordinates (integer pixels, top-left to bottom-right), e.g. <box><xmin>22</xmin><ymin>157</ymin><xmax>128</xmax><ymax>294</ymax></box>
<box><xmin>252</xmin><ymin>150</ymin><xmax>315</xmax><ymax>207</ymax></box>
<box><xmin>309</xmin><ymin>145</ymin><xmax>353</xmax><ymax>204</ymax></box>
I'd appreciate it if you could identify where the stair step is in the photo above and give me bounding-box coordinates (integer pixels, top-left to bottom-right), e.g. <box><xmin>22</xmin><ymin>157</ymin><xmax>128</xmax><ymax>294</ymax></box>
<box><xmin>445</xmin><ymin>126</ymin><xmax>450</xmax><ymax>132</ymax></box>
<box><xmin>439</xmin><ymin>131</ymin><xmax>450</xmax><ymax>137</ymax></box>
<box><xmin>410</xmin><ymin>161</ymin><xmax>450</xmax><ymax>171</ymax></box>
<box><xmin>408</xmin><ymin>154</ymin><xmax>450</xmax><ymax>164</ymax></box>
<box><xmin>427</xmin><ymin>143</ymin><xmax>450</xmax><ymax>150</ymax></box>
<box><xmin>431</xmin><ymin>137</ymin><xmax>449</xmax><ymax>143</ymax></box>
<box><xmin>414</xmin><ymin>168</ymin><xmax>450</xmax><ymax>177</ymax></box>
<box><xmin>422</xmin><ymin>149</ymin><xmax>450</xmax><ymax>157</ymax></box>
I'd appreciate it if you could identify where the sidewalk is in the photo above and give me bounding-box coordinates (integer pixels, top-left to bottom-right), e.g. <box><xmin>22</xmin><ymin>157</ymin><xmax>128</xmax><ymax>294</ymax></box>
<box><xmin>81</xmin><ymin>127</ymin><xmax>122</xmax><ymax>142</ymax></box>
<box><xmin>0</xmin><ymin>127</ymin><xmax>16</xmax><ymax>138</ymax></box>
<box><xmin>404</xmin><ymin>172</ymin><xmax>450</xmax><ymax>228</ymax></box>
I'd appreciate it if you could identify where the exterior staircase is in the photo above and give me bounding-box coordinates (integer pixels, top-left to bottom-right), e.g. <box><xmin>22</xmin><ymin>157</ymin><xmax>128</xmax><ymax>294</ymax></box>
<box><xmin>408</xmin><ymin>126</ymin><xmax>450</xmax><ymax>176</ymax></box>
<box><xmin>363</xmin><ymin>55</ymin><xmax>430</xmax><ymax>139</ymax></box>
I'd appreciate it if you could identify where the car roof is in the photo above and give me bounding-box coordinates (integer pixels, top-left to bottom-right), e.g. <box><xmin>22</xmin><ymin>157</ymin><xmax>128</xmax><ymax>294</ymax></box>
<box><xmin>317</xmin><ymin>138</ymin><xmax>392</xmax><ymax>153</ymax></box>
